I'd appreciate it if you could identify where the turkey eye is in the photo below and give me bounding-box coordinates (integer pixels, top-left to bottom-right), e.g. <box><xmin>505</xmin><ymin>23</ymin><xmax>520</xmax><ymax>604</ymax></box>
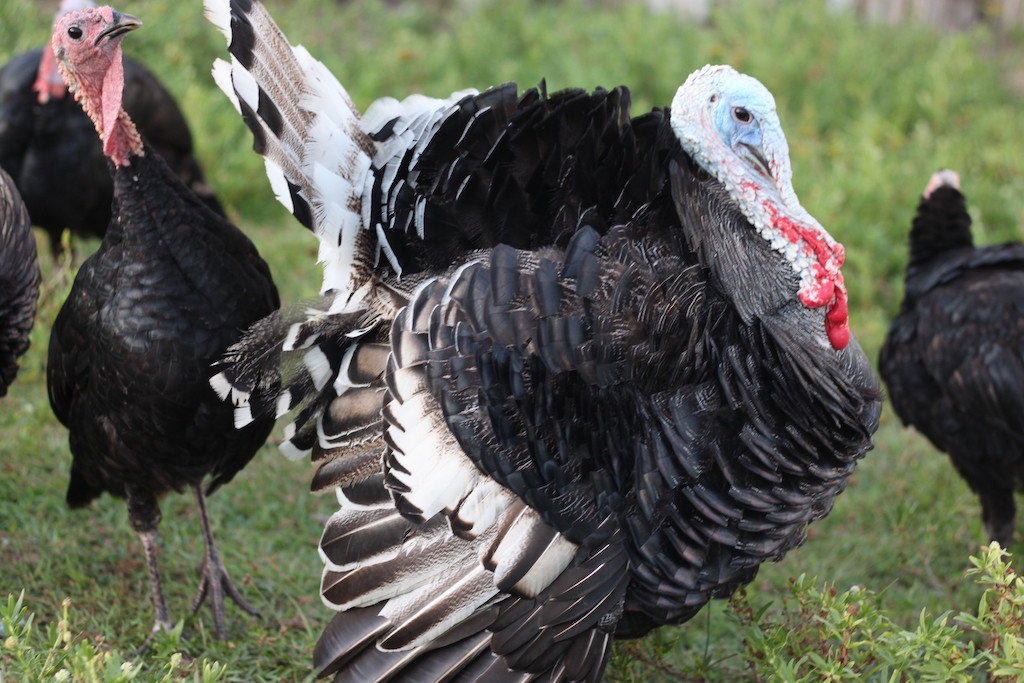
<box><xmin>68</xmin><ymin>25</ymin><xmax>83</xmax><ymax>39</ymax></box>
<box><xmin>733</xmin><ymin>107</ymin><xmax>752</xmax><ymax>123</ymax></box>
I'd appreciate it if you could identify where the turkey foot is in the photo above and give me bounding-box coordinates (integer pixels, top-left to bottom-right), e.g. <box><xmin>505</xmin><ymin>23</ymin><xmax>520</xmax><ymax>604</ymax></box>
<box><xmin>187</xmin><ymin>484</ymin><xmax>260</xmax><ymax>639</ymax></box>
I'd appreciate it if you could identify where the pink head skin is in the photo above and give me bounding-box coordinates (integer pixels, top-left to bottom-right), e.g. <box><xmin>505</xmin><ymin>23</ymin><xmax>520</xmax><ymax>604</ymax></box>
<box><xmin>32</xmin><ymin>0</ymin><xmax>99</xmax><ymax>104</ymax></box>
<box><xmin>671</xmin><ymin>65</ymin><xmax>850</xmax><ymax>350</ymax></box>
<box><xmin>923</xmin><ymin>169</ymin><xmax>961</xmax><ymax>199</ymax></box>
<box><xmin>50</xmin><ymin>5</ymin><xmax>143</xmax><ymax>167</ymax></box>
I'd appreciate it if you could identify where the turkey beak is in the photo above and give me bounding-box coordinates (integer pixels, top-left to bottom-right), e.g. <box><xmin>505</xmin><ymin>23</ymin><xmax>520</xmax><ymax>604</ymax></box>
<box><xmin>95</xmin><ymin>12</ymin><xmax>141</xmax><ymax>45</ymax></box>
<box><xmin>739</xmin><ymin>143</ymin><xmax>773</xmax><ymax>180</ymax></box>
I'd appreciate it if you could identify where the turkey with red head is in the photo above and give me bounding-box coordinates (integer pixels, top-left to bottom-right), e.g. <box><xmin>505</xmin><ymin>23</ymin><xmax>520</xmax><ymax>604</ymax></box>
<box><xmin>206</xmin><ymin>0</ymin><xmax>881</xmax><ymax>679</ymax></box>
<box><xmin>0</xmin><ymin>0</ymin><xmax>223</xmax><ymax>260</ymax></box>
<box><xmin>46</xmin><ymin>5</ymin><xmax>279</xmax><ymax>640</ymax></box>
<box><xmin>881</xmin><ymin>170</ymin><xmax>1024</xmax><ymax>549</ymax></box>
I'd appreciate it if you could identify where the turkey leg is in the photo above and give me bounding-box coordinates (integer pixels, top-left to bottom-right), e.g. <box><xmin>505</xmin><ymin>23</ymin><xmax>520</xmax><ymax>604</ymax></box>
<box><xmin>187</xmin><ymin>483</ymin><xmax>260</xmax><ymax>638</ymax></box>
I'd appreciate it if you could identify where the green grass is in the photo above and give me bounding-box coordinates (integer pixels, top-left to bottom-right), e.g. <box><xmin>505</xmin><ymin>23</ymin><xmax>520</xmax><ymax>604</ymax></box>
<box><xmin>2</xmin><ymin>0</ymin><xmax>1024</xmax><ymax>680</ymax></box>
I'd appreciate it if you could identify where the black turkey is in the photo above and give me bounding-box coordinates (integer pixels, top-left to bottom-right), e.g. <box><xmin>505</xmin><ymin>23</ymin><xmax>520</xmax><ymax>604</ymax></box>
<box><xmin>206</xmin><ymin>0</ymin><xmax>881</xmax><ymax>679</ymax></box>
<box><xmin>0</xmin><ymin>165</ymin><xmax>40</xmax><ymax>397</ymax></box>
<box><xmin>0</xmin><ymin>0</ymin><xmax>223</xmax><ymax>260</ymax></box>
<box><xmin>46</xmin><ymin>6</ymin><xmax>279</xmax><ymax>639</ymax></box>
<box><xmin>880</xmin><ymin>169</ymin><xmax>1024</xmax><ymax>548</ymax></box>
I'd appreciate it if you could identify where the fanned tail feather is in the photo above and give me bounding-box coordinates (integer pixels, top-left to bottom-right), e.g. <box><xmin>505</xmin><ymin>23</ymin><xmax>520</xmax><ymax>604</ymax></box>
<box><xmin>204</xmin><ymin>0</ymin><xmax>377</xmax><ymax>300</ymax></box>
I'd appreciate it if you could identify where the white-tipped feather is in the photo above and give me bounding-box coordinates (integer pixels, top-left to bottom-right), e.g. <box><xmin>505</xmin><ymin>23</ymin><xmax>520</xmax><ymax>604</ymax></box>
<box><xmin>318</xmin><ymin>511</ymin><xmax>406</xmax><ymax>573</ymax></box>
<box><xmin>453</xmin><ymin>480</ymin><xmax>517</xmax><ymax>538</ymax></box>
<box><xmin>208</xmin><ymin>371</ymin><xmax>234</xmax><ymax>401</ymax></box>
<box><xmin>375</xmin><ymin>222</ymin><xmax>402</xmax><ymax>276</ymax></box>
<box><xmin>333</xmin><ymin>482</ymin><xmax>389</xmax><ymax>512</ymax></box>
<box><xmin>207</xmin><ymin>376</ymin><xmax>258</xmax><ymax>428</ymax></box>
<box><xmin>202</xmin><ymin>0</ymin><xmax>232</xmax><ymax>39</ymax></box>
<box><xmin>233</xmin><ymin>403</ymin><xmax>255</xmax><ymax>429</ymax></box>
<box><xmin>391</xmin><ymin>450</ymin><xmax>480</xmax><ymax>521</ymax></box>
<box><xmin>501</xmin><ymin>533</ymin><xmax>578</xmax><ymax>598</ymax></box>
<box><xmin>486</xmin><ymin>507</ymin><xmax>579</xmax><ymax>598</ymax></box>
<box><xmin>385</xmin><ymin>402</ymin><xmax>445</xmax><ymax>458</ymax></box>
<box><xmin>209</xmin><ymin>59</ymin><xmax>240</xmax><ymax>112</ymax></box>
<box><xmin>275</xmin><ymin>390</ymin><xmax>293</xmax><ymax>419</ymax></box>
<box><xmin>280</xmin><ymin>426</ymin><xmax>306</xmax><ymax>461</ymax></box>
<box><xmin>262</xmin><ymin>157</ymin><xmax>295</xmax><ymax>215</ymax></box>
<box><xmin>303</xmin><ymin>346</ymin><xmax>333</xmax><ymax>392</ymax></box>
<box><xmin>321</xmin><ymin>528</ymin><xmax>486</xmax><ymax>611</ymax></box>
<box><xmin>335</xmin><ymin>344</ymin><xmax>366</xmax><ymax>391</ymax></box>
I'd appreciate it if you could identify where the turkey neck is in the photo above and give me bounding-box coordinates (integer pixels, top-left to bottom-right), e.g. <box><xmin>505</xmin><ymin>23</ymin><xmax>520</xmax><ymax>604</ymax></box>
<box><xmin>906</xmin><ymin>186</ymin><xmax>973</xmax><ymax>270</ymax></box>
<box><xmin>668</xmin><ymin>157</ymin><xmax>819</xmax><ymax>345</ymax></box>
<box><xmin>104</xmin><ymin>144</ymin><xmax>200</xmax><ymax>246</ymax></box>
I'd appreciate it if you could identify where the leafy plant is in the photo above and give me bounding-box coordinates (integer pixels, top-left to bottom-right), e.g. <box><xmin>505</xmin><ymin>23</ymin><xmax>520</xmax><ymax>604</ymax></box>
<box><xmin>723</xmin><ymin>544</ymin><xmax>1024</xmax><ymax>682</ymax></box>
<box><xmin>0</xmin><ymin>592</ymin><xmax>227</xmax><ymax>683</ymax></box>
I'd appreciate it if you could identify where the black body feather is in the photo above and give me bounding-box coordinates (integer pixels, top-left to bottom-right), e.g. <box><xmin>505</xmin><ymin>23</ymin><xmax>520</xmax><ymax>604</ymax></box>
<box><xmin>0</xmin><ymin>166</ymin><xmax>40</xmax><ymax>396</ymax></box>
<box><xmin>47</xmin><ymin>143</ymin><xmax>278</xmax><ymax>512</ymax></box>
<box><xmin>880</xmin><ymin>178</ymin><xmax>1024</xmax><ymax>547</ymax></box>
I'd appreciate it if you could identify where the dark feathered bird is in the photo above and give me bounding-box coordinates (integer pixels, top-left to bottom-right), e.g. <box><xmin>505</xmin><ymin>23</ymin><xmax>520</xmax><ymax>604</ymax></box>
<box><xmin>46</xmin><ymin>6</ymin><xmax>279</xmax><ymax>638</ymax></box>
<box><xmin>880</xmin><ymin>169</ymin><xmax>1024</xmax><ymax>548</ymax></box>
<box><xmin>206</xmin><ymin>1</ymin><xmax>881</xmax><ymax>679</ymax></box>
<box><xmin>0</xmin><ymin>166</ymin><xmax>40</xmax><ymax>397</ymax></box>
<box><xmin>0</xmin><ymin>0</ymin><xmax>223</xmax><ymax>260</ymax></box>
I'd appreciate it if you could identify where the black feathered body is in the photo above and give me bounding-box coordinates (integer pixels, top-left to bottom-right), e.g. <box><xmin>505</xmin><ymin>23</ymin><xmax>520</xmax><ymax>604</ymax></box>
<box><xmin>47</xmin><ymin>143</ymin><xmax>278</xmax><ymax>514</ymax></box>
<box><xmin>880</xmin><ymin>183</ymin><xmax>1024</xmax><ymax>546</ymax></box>
<box><xmin>217</xmin><ymin>78</ymin><xmax>880</xmax><ymax>681</ymax></box>
<box><xmin>0</xmin><ymin>48</ymin><xmax>223</xmax><ymax>257</ymax></box>
<box><xmin>0</xmin><ymin>166</ymin><xmax>39</xmax><ymax>396</ymax></box>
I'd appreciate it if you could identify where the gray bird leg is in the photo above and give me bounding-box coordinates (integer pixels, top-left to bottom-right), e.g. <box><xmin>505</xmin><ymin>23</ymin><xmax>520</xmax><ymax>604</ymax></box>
<box><xmin>126</xmin><ymin>490</ymin><xmax>174</xmax><ymax>647</ymax></box>
<box><xmin>138</xmin><ymin>528</ymin><xmax>175</xmax><ymax>634</ymax></box>
<box><xmin>187</xmin><ymin>483</ymin><xmax>259</xmax><ymax>639</ymax></box>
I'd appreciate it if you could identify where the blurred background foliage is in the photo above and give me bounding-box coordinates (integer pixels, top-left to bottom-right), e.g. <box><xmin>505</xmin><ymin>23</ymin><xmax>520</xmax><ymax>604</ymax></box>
<box><xmin>1</xmin><ymin>0</ymin><xmax>1023</xmax><ymax>679</ymax></box>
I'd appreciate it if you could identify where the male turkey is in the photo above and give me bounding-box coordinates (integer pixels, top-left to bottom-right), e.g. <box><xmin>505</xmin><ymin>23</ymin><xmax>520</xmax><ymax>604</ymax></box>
<box><xmin>880</xmin><ymin>169</ymin><xmax>1024</xmax><ymax>548</ymax></box>
<box><xmin>46</xmin><ymin>6</ymin><xmax>279</xmax><ymax>639</ymax></box>
<box><xmin>0</xmin><ymin>166</ymin><xmax>39</xmax><ymax>397</ymax></box>
<box><xmin>0</xmin><ymin>0</ymin><xmax>223</xmax><ymax>260</ymax></box>
<box><xmin>206</xmin><ymin>0</ymin><xmax>881</xmax><ymax>679</ymax></box>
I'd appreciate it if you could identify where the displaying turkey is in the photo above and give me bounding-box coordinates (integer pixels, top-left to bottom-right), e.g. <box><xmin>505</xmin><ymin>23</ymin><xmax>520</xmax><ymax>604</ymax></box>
<box><xmin>880</xmin><ymin>169</ymin><xmax>1024</xmax><ymax>548</ymax></box>
<box><xmin>0</xmin><ymin>0</ymin><xmax>223</xmax><ymax>260</ymax></box>
<box><xmin>206</xmin><ymin>0</ymin><xmax>881</xmax><ymax>679</ymax></box>
<box><xmin>46</xmin><ymin>6</ymin><xmax>279</xmax><ymax>639</ymax></box>
<box><xmin>0</xmin><ymin>166</ymin><xmax>39</xmax><ymax>397</ymax></box>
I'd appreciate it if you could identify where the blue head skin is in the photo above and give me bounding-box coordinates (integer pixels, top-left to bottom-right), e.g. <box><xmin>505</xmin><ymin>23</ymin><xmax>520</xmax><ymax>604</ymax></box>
<box><xmin>708</xmin><ymin>81</ymin><xmax>776</xmax><ymax>180</ymax></box>
<box><xmin>672</xmin><ymin>64</ymin><xmax>792</xmax><ymax>201</ymax></box>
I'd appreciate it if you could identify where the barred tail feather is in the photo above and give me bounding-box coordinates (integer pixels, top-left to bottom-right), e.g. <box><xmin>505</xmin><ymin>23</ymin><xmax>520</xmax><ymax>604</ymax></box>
<box><xmin>204</xmin><ymin>0</ymin><xmax>377</xmax><ymax>300</ymax></box>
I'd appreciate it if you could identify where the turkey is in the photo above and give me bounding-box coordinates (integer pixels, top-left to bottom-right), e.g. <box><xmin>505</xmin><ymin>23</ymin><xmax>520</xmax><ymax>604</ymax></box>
<box><xmin>880</xmin><ymin>169</ymin><xmax>1024</xmax><ymax>548</ymax></box>
<box><xmin>206</xmin><ymin>0</ymin><xmax>881</xmax><ymax>679</ymax></box>
<box><xmin>0</xmin><ymin>166</ymin><xmax>39</xmax><ymax>397</ymax></box>
<box><xmin>46</xmin><ymin>6</ymin><xmax>279</xmax><ymax>639</ymax></box>
<box><xmin>0</xmin><ymin>0</ymin><xmax>223</xmax><ymax>260</ymax></box>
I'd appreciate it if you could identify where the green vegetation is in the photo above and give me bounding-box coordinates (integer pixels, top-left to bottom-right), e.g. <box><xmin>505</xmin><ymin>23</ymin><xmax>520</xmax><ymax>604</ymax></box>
<box><xmin>1</xmin><ymin>0</ymin><xmax>1023</xmax><ymax>679</ymax></box>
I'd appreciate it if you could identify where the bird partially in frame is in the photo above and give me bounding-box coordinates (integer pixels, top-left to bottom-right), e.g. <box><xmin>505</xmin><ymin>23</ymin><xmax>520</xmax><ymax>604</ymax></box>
<box><xmin>46</xmin><ymin>5</ymin><xmax>279</xmax><ymax>641</ymax></box>
<box><xmin>0</xmin><ymin>165</ymin><xmax>40</xmax><ymax>398</ymax></box>
<box><xmin>206</xmin><ymin>0</ymin><xmax>881</xmax><ymax>679</ymax></box>
<box><xmin>881</xmin><ymin>169</ymin><xmax>1024</xmax><ymax>549</ymax></box>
